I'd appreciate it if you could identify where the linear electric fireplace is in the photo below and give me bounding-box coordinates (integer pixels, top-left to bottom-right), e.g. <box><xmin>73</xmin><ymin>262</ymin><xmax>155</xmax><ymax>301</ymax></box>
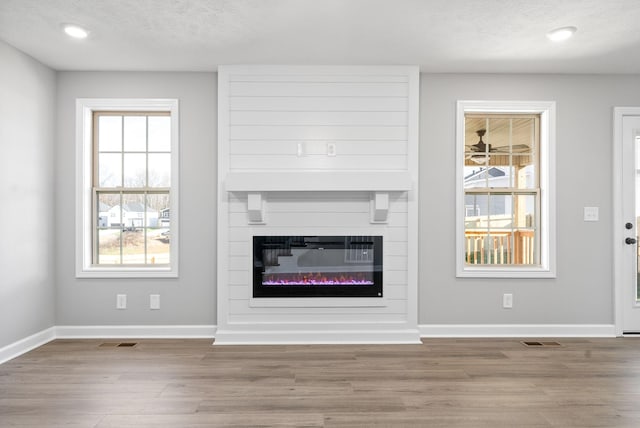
<box><xmin>253</xmin><ymin>236</ymin><xmax>383</xmax><ymax>298</ymax></box>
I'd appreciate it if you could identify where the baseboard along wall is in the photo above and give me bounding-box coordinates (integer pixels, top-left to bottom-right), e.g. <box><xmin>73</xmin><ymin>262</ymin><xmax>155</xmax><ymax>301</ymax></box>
<box><xmin>1</xmin><ymin>323</ymin><xmax>616</xmax><ymax>365</ymax></box>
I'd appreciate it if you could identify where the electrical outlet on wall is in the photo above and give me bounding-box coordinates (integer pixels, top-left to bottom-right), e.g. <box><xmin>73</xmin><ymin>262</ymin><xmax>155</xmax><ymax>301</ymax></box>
<box><xmin>116</xmin><ymin>294</ymin><xmax>127</xmax><ymax>309</ymax></box>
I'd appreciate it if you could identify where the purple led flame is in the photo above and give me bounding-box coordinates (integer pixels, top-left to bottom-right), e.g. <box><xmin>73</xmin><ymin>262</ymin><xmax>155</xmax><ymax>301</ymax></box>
<box><xmin>263</xmin><ymin>272</ymin><xmax>374</xmax><ymax>286</ymax></box>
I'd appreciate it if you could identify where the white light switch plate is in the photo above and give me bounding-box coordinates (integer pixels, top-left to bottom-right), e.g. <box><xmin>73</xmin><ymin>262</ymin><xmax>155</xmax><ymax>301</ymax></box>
<box><xmin>150</xmin><ymin>294</ymin><xmax>160</xmax><ymax>310</ymax></box>
<box><xmin>584</xmin><ymin>206</ymin><xmax>599</xmax><ymax>222</ymax></box>
<box><xmin>503</xmin><ymin>293</ymin><xmax>513</xmax><ymax>309</ymax></box>
<box><xmin>116</xmin><ymin>294</ymin><xmax>127</xmax><ymax>310</ymax></box>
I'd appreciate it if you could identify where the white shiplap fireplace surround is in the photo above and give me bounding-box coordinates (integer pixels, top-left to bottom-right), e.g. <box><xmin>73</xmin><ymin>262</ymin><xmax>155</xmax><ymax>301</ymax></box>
<box><xmin>216</xmin><ymin>66</ymin><xmax>419</xmax><ymax>344</ymax></box>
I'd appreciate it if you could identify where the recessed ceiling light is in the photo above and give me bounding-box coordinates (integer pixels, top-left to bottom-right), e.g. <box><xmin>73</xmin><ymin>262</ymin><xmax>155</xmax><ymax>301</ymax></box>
<box><xmin>546</xmin><ymin>26</ymin><xmax>577</xmax><ymax>42</ymax></box>
<box><xmin>62</xmin><ymin>24</ymin><xmax>89</xmax><ymax>39</ymax></box>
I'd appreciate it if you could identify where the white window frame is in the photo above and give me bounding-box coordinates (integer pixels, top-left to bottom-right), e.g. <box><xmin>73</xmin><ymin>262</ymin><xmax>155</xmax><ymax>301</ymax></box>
<box><xmin>76</xmin><ymin>98</ymin><xmax>179</xmax><ymax>278</ymax></box>
<box><xmin>456</xmin><ymin>100</ymin><xmax>556</xmax><ymax>278</ymax></box>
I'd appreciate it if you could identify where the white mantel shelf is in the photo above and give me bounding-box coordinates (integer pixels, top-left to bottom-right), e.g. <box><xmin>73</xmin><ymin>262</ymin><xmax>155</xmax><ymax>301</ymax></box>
<box><xmin>225</xmin><ymin>171</ymin><xmax>413</xmax><ymax>193</ymax></box>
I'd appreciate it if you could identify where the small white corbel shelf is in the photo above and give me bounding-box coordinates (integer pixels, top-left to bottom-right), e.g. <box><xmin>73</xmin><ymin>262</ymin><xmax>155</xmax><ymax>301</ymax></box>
<box><xmin>246</xmin><ymin>193</ymin><xmax>265</xmax><ymax>224</ymax></box>
<box><xmin>225</xmin><ymin>171</ymin><xmax>412</xmax><ymax>224</ymax></box>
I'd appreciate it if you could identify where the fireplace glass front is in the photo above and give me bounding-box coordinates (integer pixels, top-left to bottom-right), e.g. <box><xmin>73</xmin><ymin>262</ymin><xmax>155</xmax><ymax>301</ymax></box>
<box><xmin>253</xmin><ymin>236</ymin><xmax>383</xmax><ymax>298</ymax></box>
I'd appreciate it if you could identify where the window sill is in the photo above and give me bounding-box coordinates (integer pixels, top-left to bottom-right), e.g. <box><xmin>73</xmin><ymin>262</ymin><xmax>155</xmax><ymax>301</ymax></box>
<box><xmin>76</xmin><ymin>266</ymin><xmax>178</xmax><ymax>279</ymax></box>
<box><xmin>457</xmin><ymin>266</ymin><xmax>556</xmax><ymax>279</ymax></box>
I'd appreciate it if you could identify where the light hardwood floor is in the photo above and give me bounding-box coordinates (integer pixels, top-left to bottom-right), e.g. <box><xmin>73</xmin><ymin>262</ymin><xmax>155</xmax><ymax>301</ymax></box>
<box><xmin>1</xmin><ymin>338</ymin><xmax>640</xmax><ymax>427</ymax></box>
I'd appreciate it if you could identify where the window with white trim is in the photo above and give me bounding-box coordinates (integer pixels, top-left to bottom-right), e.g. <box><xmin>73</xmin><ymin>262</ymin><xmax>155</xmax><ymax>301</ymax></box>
<box><xmin>456</xmin><ymin>101</ymin><xmax>556</xmax><ymax>278</ymax></box>
<box><xmin>76</xmin><ymin>99</ymin><xmax>179</xmax><ymax>278</ymax></box>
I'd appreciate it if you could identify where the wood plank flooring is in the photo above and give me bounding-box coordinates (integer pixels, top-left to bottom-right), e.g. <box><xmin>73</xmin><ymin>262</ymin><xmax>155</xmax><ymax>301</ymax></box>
<box><xmin>1</xmin><ymin>338</ymin><xmax>640</xmax><ymax>427</ymax></box>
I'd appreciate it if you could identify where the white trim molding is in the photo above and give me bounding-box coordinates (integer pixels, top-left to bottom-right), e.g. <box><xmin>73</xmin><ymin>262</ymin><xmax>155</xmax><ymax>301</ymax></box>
<box><xmin>55</xmin><ymin>325</ymin><xmax>217</xmax><ymax>339</ymax></box>
<box><xmin>2</xmin><ymin>323</ymin><xmax>620</xmax><ymax>364</ymax></box>
<box><xmin>214</xmin><ymin>328</ymin><xmax>422</xmax><ymax>345</ymax></box>
<box><xmin>75</xmin><ymin>98</ymin><xmax>180</xmax><ymax>278</ymax></box>
<box><xmin>419</xmin><ymin>324</ymin><xmax>616</xmax><ymax>338</ymax></box>
<box><xmin>0</xmin><ymin>325</ymin><xmax>217</xmax><ymax>365</ymax></box>
<box><xmin>456</xmin><ymin>100</ymin><xmax>557</xmax><ymax>278</ymax></box>
<box><xmin>0</xmin><ymin>327</ymin><xmax>56</xmax><ymax>365</ymax></box>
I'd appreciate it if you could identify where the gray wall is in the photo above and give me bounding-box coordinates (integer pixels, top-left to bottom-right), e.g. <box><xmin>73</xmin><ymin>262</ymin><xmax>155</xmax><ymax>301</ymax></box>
<box><xmin>419</xmin><ymin>74</ymin><xmax>640</xmax><ymax>324</ymax></box>
<box><xmin>55</xmin><ymin>72</ymin><xmax>217</xmax><ymax>325</ymax></box>
<box><xmin>41</xmin><ymin>71</ymin><xmax>640</xmax><ymax>329</ymax></box>
<box><xmin>0</xmin><ymin>41</ymin><xmax>56</xmax><ymax>347</ymax></box>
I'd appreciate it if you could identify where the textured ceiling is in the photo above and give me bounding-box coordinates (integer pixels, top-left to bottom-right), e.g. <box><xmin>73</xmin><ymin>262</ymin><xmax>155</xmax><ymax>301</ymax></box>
<box><xmin>1</xmin><ymin>0</ymin><xmax>639</xmax><ymax>73</ymax></box>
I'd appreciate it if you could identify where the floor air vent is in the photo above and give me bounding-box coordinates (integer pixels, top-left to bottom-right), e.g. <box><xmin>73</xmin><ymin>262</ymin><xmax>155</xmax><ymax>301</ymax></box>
<box><xmin>521</xmin><ymin>341</ymin><xmax>562</xmax><ymax>347</ymax></box>
<box><xmin>99</xmin><ymin>342</ymin><xmax>138</xmax><ymax>348</ymax></box>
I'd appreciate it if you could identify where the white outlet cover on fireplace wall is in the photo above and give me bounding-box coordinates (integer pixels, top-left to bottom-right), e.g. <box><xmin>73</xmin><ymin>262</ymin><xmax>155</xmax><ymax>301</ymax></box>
<box><xmin>216</xmin><ymin>65</ymin><xmax>420</xmax><ymax>344</ymax></box>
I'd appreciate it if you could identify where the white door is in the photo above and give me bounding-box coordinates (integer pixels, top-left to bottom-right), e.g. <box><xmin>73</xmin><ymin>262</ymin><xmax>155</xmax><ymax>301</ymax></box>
<box><xmin>616</xmin><ymin>111</ymin><xmax>640</xmax><ymax>334</ymax></box>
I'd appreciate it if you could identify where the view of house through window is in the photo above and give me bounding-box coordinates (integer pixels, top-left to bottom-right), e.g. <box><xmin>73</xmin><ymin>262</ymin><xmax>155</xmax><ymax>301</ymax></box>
<box><xmin>463</xmin><ymin>114</ymin><xmax>540</xmax><ymax>266</ymax></box>
<box><xmin>94</xmin><ymin>112</ymin><xmax>171</xmax><ymax>265</ymax></box>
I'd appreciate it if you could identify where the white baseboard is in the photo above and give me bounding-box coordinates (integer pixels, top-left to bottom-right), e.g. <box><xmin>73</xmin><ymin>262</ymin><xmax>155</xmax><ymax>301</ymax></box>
<box><xmin>419</xmin><ymin>324</ymin><xmax>616</xmax><ymax>337</ymax></box>
<box><xmin>0</xmin><ymin>325</ymin><xmax>216</xmax><ymax>364</ymax></box>
<box><xmin>0</xmin><ymin>327</ymin><xmax>56</xmax><ymax>365</ymax></box>
<box><xmin>1</xmin><ymin>323</ymin><xmax>618</xmax><ymax>365</ymax></box>
<box><xmin>55</xmin><ymin>325</ymin><xmax>217</xmax><ymax>339</ymax></box>
<box><xmin>214</xmin><ymin>328</ymin><xmax>422</xmax><ymax>345</ymax></box>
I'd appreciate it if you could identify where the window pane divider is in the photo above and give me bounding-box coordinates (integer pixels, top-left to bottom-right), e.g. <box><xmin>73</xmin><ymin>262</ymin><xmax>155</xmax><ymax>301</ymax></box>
<box><xmin>464</xmin><ymin>188</ymin><xmax>539</xmax><ymax>195</ymax></box>
<box><xmin>94</xmin><ymin>187</ymin><xmax>170</xmax><ymax>193</ymax></box>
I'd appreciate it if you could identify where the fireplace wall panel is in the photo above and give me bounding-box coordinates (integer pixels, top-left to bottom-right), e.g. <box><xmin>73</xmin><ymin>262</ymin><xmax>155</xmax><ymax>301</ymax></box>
<box><xmin>228</xmin><ymin>80</ymin><xmax>408</xmax><ymax>97</ymax></box>
<box><xmin>229</xmin><ymin>124</ymin><xmax>407</xmax><ymax>143</ymax></box>
<box><xmin>227</xmin><ymin>312</ymin><xmax>409</xmax><ymax>325</ymax></box>
<box><xmin>229</xmin><ymin>111</ymin><xmax>409</xmax><ymax>127</ymax></box>
<box><xmin>224</xmin><ymin>192</ymin><xmax>408</xmax><ymax>312</ymax></box>
<box><xmin>229</xmin><ymin>211</ymin><xmax>376</xmax><ymax>228</ymax></box>
<box><xmin>228</xmin><ymin>93</ymin><xmax>408</xmax><ymax>111</ymax></box>
<box><xmin>230</xmin><ymin>155</ymin><xmax>408</xmax><ymax>171</ymax></box>
<box><xmin>384</xmin><ymin>285</ymin><xmax>408</xmax><ymax>300</ymax></box>
<box><xmin>227</xmin><ymin>75</ymin><xmax>409</xmax><ymax>174</ymax></box>
<box><xmin>217</xmin><ymin>66</ymin><xmax>419</xmax><ymax>344</ymax></box>
<box><xmin>228</xmin><ymin>299</ymin><xmax>408</xmax><ymax>315</ymax></box>
<box><xmin>229</xmin><ymin>140</ymin><xmax>409</xmax><ymax>156</ymax></box>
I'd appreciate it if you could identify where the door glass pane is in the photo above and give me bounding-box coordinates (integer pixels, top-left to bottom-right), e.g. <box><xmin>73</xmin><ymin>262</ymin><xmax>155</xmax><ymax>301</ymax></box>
<box><xmin>636</xmin><ymin>136</ymin><xmax>640</xmax><ymax>302</ymax></box>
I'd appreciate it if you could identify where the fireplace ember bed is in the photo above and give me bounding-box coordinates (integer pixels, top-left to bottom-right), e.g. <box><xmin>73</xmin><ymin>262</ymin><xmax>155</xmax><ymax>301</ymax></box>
<box><xmin>253</xmin><ymin>236</ymin><xmax>383</xmax><ymax>298</ymax></box>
